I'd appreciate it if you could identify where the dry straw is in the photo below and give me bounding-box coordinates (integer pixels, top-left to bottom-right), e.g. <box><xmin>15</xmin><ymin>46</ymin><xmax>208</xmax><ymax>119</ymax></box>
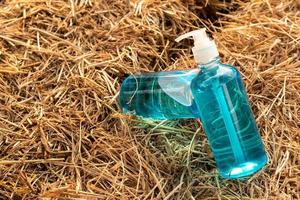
<box><xmin>0</xmin><ymin>0</ymin><xmax>299</xmax><ymax>199</ymax></box>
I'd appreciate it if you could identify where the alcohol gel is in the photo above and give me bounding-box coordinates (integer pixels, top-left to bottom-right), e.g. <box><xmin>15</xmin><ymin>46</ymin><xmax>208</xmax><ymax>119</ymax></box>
<box><xmin>119</xmin><ymin>29</ymin><xmax>268</xmax><ymax>179</ymax></box>
<box><xmin>119</xmin><ymin>69</ymin><xmax>199</xmax><ymax>120</ymax></box>
<box><xmin>191</xmin><ymin>58</ymin><xmax>268</xmax><ymax>178</ymax></box>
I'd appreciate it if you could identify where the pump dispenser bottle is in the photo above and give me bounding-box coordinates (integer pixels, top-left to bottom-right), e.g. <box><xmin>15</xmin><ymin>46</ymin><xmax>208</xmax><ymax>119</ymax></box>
<box><xmin>176</xmin><ymin>29</ymin><xmax>268</xmax><ymax>178</ymax></box>
<box><xmin>119</xmin><ymin>29</ymin><xmax>268</xmax><ymax>178</ymax></box>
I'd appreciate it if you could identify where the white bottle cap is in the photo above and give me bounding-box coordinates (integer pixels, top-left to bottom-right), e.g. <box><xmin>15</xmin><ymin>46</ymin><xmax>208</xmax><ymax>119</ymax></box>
<box><xmin>175</xmin><ymin>28</ymin><xmax>219</xmax><ymax>64</ymax></box>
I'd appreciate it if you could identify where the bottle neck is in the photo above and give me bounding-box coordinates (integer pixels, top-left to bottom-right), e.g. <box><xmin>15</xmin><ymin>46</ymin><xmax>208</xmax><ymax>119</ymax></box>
<box><xmin>198</xmin><ymin>57</ymin><xmax>220</xmax><ymax>71</ymax></box>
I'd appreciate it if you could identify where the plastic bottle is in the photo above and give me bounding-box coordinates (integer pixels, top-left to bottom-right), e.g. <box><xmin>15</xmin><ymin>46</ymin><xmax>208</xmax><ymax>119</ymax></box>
<box><xmin>119</xmin><ymin>28</ymin><xmax>268</xmax><ymax>178</ymax></box>
<box><xmin>119</xmin><ymin>68</ymin><xmax>200</xmax><ymax>120</ymax></box>
<box><xmin>176</xmin><ymin>29</ymin><xmax>268</xmax><ymax>178</ymax></box>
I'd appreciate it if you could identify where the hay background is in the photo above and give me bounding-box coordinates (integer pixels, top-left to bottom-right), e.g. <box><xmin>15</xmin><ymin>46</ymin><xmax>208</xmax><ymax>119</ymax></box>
<box><xmin>0</xmin><ymin>0</ymin><xmax>299</xmax><ymax>199</ymax></box>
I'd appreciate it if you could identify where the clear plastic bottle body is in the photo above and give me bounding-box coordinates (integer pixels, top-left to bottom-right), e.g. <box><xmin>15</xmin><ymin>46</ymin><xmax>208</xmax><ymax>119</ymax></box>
<box><xmin>119</xmin><ymin>69</ymin><xmax>199</xmax><ymax>120</ymax></box>
<box><xmin>191</xmin><ymin>58</ymin><xmax>268</xmax><ymax>178</ymax></box>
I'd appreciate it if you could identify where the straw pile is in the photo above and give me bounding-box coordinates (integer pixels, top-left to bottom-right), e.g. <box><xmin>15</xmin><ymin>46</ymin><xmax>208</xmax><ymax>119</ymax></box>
<box><xmin>0</xmin><ymin>0</ymin><xmax>299</xmax><ymax>199</ymax></box>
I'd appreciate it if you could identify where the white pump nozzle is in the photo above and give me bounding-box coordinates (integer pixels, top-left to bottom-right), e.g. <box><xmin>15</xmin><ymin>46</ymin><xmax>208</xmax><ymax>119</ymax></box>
<box><xmin>175</xmin><ymin>28</ymin><xmax>219</xmax><ymax>64</ymax></box>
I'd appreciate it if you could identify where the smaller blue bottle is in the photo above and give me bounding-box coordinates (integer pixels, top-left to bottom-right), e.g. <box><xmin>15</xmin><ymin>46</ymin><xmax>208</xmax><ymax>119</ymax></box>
<box><xmin>119</xmin><ymin>69</ymin><xmax>200</xmax><ymax>120</ymax></box>
<box><xmin>176</xmin><ymin>30</ymin><xmax>268</xmax><ymax>178</ymax></box>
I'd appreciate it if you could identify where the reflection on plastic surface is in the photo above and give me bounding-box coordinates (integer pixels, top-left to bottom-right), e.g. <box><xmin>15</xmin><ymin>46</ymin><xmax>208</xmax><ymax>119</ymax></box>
<box><xmin>158</xmin><ymin>69</ymin><xmax>198</xmax><ymax>106</ymax></box>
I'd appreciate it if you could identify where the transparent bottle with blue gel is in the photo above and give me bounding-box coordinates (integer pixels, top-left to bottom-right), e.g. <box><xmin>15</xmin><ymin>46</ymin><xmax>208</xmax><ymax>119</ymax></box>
<box><xmin>119</xmin><ymin>29</ymin><xmax>268</xmax><ymax>179</ymax></box>
<box><xmin>119</xmin><ymin>69</ymin><xmax>199</xmax><ymax>120</ymax></box>
<box><xmin>176</xmin><ymin>29</ymin><xmax>268</xmax><ymax>178</ymax></box>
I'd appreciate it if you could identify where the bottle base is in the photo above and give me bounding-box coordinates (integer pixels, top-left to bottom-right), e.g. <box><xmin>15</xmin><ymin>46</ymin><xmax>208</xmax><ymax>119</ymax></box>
<box><xmin>219</xmin><ymin>155</ymin><xmax>268</xmax><ymax>179</ymax></box>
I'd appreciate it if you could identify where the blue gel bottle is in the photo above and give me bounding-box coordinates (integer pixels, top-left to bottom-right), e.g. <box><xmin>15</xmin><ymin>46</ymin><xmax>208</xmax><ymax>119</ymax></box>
<box><xmin>119</xmin><ymin>69</ymin><xmax>199</xmax><ymax>120</ymax></box>
<box><xmin>176</xmin><ymin>29</ymin><xmax>268</xmax><ymax>178</ymax></box>
<box><xmin>119</xmin><ymin>29</ymin><xmax>268</xmax><ymax>179</ymax></box>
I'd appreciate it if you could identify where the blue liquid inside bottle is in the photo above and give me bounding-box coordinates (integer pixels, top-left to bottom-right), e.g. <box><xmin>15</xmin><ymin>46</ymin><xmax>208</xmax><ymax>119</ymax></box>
<box><xmin>119</xmin><ymin>69</ymin><xmax>199</xmax><ymax>120</ymax></box>
<box><xmin>191</xmin><ymin>58</ymin><xmax>268</xmax><ymax>178</ymax></box>
<box><xmin>119</xmin><ymin>27</ymin><xmax>268</xmax><ymax>179</ymax></box>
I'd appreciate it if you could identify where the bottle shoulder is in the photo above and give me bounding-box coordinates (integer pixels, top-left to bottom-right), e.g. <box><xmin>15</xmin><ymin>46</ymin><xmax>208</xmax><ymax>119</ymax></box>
<box><xmin>191</xmin><ymin>64</ymin><xmax>240</xmax><ymax>89</ymax></box>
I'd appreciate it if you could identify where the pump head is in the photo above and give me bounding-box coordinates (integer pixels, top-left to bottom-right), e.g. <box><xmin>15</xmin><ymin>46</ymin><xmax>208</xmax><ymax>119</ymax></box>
<box><xmin>175</xmin><ymin>28</ymin><xmax>219</xmax><ymax>64</ymax></box>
